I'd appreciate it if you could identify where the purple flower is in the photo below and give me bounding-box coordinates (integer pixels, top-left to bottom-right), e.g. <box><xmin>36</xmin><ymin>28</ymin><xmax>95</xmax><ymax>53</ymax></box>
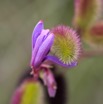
<box><xmin>30</xmin><ymin>20</ymin><xmax>54</xmax><ymax>69</ymax></box>
<box><xmin>30</xmin><ymin>21</ymin><xmax>80</xmax><ymax>70</ymax></box>
<box><xmin>30</xmin><ymin>21</ymin><xmax>56</xmax><ymax>97</ymax></box>
<box><xmin>30</xmin><ymin>21</ymin><xmax>81</xmax><ymax>97</ymax></box>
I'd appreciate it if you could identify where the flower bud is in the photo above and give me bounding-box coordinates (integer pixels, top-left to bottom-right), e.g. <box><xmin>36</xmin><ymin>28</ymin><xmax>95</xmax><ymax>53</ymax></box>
<box><xmin>83</xmin><ymin>20</ymin><xmax>103</xmax><ymax>49</ymax></box>
<box><xmin>11</xmin><ymin>79</ymin><xmax>44</xmax><ymax>104</ymax></box>
<box><xmin>73</xmin><ymin>0</ymin><xmax>102</xmax><ymax>30</ymax></box>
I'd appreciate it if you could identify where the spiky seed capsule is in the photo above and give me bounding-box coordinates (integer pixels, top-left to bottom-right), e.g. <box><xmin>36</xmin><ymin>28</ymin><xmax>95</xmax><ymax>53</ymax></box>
<box><xmin>51</xmin><ymin>25</ymin><xmax>81</xmax><ymax>65</ymax></box>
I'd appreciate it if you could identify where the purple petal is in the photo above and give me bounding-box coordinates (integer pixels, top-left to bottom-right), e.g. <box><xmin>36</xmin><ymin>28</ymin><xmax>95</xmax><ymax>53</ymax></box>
<box><xmin>46</xmin><ymin>69</ymin><xmax>57</xmax><ymax>97</ymax></box>
<box><xmin>48</xmin><ymin>86</ymin><xmax>56</xmax><ymax>97</ymax></box>
<box><xmin>46</xmin><ymin>55</ymin><xmax>77</xmax><ymax>68</ymax></box>
<box><xmin>41</xmin><ymin>29</ymin><xmax>50</xmax><ymax>41</ymax></box>
<box><xmin>31</xmin><ymin>29</ymin><xmax>50</xmax><ymax>66</ymax></box>
<box><xmin>41</xmin><ymin>69</ymin><xmax>57</xmax><ymax>97</ymax></box>
<box><xmin>34</xmin><ymin>33</ymin><xmax>54</xmax><ymax>68</ymax></box>
<box><xmin>32</xmin><ymin>20</ymin><xmax>44</xmax><ymax>50</ymax></box>
<box><xmin>46</xmin><ymin>70</ymin><xmax>57</xmax><ymax>97</ymax></box>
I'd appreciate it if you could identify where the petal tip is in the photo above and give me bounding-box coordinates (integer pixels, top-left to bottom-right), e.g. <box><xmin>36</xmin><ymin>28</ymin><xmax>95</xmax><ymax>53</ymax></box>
<box><xmin>39</xmin><ymin>20</ymin><xmax>43</xmax><ymax>23</ymax></box>
<box><xmin>48</xmin><ymin>87</ymin><xmax>56</xmax><ymax>97</ymax></box>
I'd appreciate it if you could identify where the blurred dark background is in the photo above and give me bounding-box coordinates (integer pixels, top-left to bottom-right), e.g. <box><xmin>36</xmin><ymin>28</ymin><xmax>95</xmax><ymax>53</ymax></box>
<box><xmin>0</xmin><ymin>0</ymin><xmax>103</xmax><ymax>104</ymax></box>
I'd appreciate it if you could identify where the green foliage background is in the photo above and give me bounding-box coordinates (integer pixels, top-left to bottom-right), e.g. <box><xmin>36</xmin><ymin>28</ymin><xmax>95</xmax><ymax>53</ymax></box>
<box><xmin>0</xmin><ymin>0</ymin><xmax>103</xmax><ymax>104</ymax></box>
